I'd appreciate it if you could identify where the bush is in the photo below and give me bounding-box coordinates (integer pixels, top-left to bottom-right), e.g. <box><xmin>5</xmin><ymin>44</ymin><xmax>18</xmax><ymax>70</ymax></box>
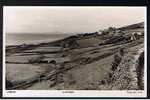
<box><xmin>6</xmin><ymin>80</ymin><xmax>13</xmax><ymax>89</ymax></box>
<box><xmin>49</xmin><ymin>60</ymin><xmax>56</xmax><ymax>64</ymax></box>
<box><xmin>111</xmin><ymin>54</ymin><xmax>122</xmax><ymax>71</ymax></box>
<box><xmin>119</xmin><ymin>48</ymin><xmax>125</xmax><ymax>56</ymax></box>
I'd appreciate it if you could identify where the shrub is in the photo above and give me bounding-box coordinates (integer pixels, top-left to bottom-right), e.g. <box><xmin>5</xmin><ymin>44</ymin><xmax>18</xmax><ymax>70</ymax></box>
<box><xmin>6</xmin><ymin>80</ymin><xmax>13</xmax><ymax>89</ymax></box>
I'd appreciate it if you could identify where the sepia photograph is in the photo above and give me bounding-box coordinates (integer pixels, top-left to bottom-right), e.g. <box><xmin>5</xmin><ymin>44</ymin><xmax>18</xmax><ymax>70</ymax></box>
<box><xmin>3</xmin><ymin>6</ymin><xmax>147</xmax><ymax>97</ymax></box>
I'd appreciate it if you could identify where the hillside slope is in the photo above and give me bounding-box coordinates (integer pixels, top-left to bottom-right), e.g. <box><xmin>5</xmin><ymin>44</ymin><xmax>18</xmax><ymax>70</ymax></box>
<box><xmin>6</xmin><ymin>22</ymin><xmax>145</xmax><ymax>90</ymax></box>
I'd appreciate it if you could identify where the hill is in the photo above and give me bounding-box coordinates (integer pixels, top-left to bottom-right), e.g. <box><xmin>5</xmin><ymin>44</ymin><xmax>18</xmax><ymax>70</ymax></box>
<box><xmin>6</xmin><ymin>22</ymin><xmax>145</xmax><ymax>90</ymax></box>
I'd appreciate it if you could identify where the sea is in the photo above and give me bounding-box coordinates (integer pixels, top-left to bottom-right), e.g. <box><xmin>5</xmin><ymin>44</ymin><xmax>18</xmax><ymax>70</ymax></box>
<box><xmin>6</xmin><ymin>34</ymin><xmax>72</xmax><ymax>46</ymax></box>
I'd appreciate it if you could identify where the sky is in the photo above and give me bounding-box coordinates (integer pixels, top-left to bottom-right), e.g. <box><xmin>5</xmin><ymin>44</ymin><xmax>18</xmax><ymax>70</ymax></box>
<box><xmin>4</xmin><ymin>6</ymin><xmax>146</xmax><ymax>34</ymax></box>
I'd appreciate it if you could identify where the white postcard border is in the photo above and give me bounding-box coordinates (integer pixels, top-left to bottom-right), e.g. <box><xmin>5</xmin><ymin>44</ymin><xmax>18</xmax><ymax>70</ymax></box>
<box><xmin>2</xmin><ymin>6</ymin><xmax>147</xmax><ymax>98</ymax></box>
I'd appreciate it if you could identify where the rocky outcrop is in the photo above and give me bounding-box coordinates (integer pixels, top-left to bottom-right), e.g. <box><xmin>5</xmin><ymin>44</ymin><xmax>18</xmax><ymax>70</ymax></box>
<box><xmin>136</xmin><ymin>51</ymin><xmax>144</xmax><ymax>90</ymax></box>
